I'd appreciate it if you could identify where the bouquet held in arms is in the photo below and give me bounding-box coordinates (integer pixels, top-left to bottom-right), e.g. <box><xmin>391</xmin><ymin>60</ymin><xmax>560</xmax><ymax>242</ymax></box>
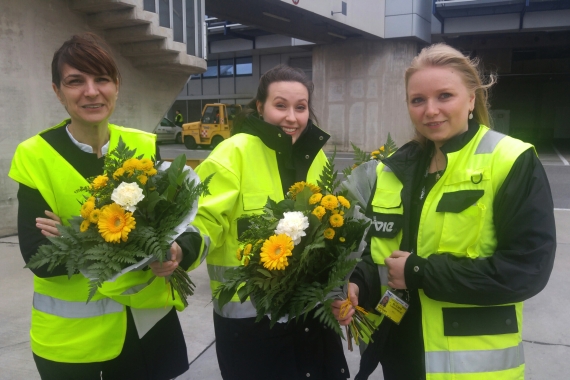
<box><xmin>26</xmin><ymin>137</ymin><xmax>211</xmax><ymax>307</ymax></box>
<box><xmin>214</xmin><ymin>153</ymin><xmax>376</xmax><ymax>347</ymax></box>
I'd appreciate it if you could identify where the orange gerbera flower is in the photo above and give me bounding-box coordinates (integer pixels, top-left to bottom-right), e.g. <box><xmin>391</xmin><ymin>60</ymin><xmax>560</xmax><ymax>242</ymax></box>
<box><xmin>260</xmin><ymin>234</ymin><xmax>294</xmax><ymax>271</ymax></box>
<box><xmin>97</xmin><ymin>203</ymin><xmax>136</xmax><ymax>243</ymax></box>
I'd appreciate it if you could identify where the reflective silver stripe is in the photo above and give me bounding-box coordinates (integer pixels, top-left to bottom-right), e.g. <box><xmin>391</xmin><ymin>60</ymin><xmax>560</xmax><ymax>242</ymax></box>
<box><xmin>383</xmin><ymin>165</ymin><xmax>393</xmax><ymax>172</ymax></box>
<box><xmin>475</xmin><ymin>130</ymin><xmax>506</xmax><ymax>154</ymax></box>
<box><xmin>378</xmin><ymin>265</ymin><xmax>389</xmax><ymax>286</ymax></box>
<box><xmin>208</xmin><ymin>264</ymin><xmax>235</xmax><ymax>282</ymax></box>
<box><xmin>33</xmin><ymin>292</ymin><xmax>123</xmax><ymax>318</ymax></box>
<box><xmin>186</xmin><ymin>225</ymin><xmax>200</xmax><ymax>234</ymax></box>
<box><xmin>426</xmin><ymin>342</ymin><xmax>524</xmax><ymax>374</ymax></box>
<box><xmin>121</xmin><ymin>277</ymin><xmax>155</xmax><ymax>295</ymax></box>
<box><xmin>200</xmin><ymin>235</ymin><xmax>211</xmax><ymax>264</ymax></box>
<box><xmin>213</xmin><ymin>298</ymin><xmax>257</xmax><ymax>318</ymax></box>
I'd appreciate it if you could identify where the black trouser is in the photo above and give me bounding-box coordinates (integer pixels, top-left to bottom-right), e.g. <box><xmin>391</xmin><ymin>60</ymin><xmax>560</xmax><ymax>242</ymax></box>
<box><xmin>33</xmin><ymin>307</ymin><xmax>188</xmax><ymax>380</ymax></box>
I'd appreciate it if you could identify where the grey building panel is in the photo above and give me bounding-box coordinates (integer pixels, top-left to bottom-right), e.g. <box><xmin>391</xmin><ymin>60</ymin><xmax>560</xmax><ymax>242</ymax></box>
<box><xmin>202</xmin><ymin>78</ymin><xmax>219</xmax><ymax>95</ymax></box>
<box><xmin>413</xmin><ymin>13</ymin><xmax>431</xmax><ymax>43</ymax></box>
<box><xmin>220</xmin><ymin>77</ymin><xmax>234</xmax><ymax>94</ymax></box>
<box><xmin>385</xmin><ymin>14</ymin><xmax>413</xmax><ymax>38</ymax></box>
<box><xmin>210</xmin><ymin>39</ymin><xmax>253</xmax><ymax>54</ymax></box>
<box><xmin>444</xmin><ymin>13</ymin><xmax>520</xmax><ymax>34</ymax></box>
<box><xmin>260</xmin><ymin>54</ymin><xmax>282</xmax><ymax>74</ymax></box>
<box><xmin>413</xmin><ymin>0</ymin><xmax>432</xmax><ymax>22</ymax></box>
<box><xmin>386</xmin><ymin>0</ymin><xmax>413</xmax><ymax>16</ymax></box>
<box><xmin>188</xmin><ymin>79</ymin><xmax>201</xmax><ymax>95</ymax></box>
<box><xmin>236</xmin><ymin>76</ymin><xmax>255</xmax><ymax>96</ymax></box>
<box><xmin>523</xmin><ymin>9</ymin><xmax>570</xmax><ymax>30</ymax></box>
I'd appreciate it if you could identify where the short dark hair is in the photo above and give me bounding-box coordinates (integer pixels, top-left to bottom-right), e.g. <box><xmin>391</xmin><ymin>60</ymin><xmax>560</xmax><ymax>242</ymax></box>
<box><xmin>233</xmin><ymin>64</ymin><xmax>318</xmax><ymax>134</ymax></box>
<box><xmin>52</xmin><ymin>33</ymin><xmax>121</xmax><ymax>89</ymax></box>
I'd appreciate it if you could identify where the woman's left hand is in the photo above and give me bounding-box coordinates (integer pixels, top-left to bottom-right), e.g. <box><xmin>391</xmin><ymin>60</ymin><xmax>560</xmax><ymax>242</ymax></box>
<box><xmin>149</xmin><ymin>242</ymin><xmax>183</xmax><ymax>277</ymax></box>
<box><xmin>385</xmin><ymin>250</ymin><xmax>411</xmax><ymax>289</ymax></box>
<box><xmin>36</xmin><ymin>210</ymin><xmax>62</xmax><ymax>237</ymax></box>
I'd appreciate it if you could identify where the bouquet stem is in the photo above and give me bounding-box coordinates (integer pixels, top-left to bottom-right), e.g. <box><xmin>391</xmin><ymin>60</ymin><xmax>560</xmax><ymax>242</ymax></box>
<box><xmin>167</xmin><ymin>267</ymin><xmax>195</xmax><ymax>308</ymax></box>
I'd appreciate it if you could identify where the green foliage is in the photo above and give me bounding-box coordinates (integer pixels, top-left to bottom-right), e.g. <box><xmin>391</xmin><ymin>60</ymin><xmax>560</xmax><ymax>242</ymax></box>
<box><xmin>26</xmin><ymin>137</ymin><xmax>210</xmax><ymax>305</ymax></box>
<box><xmin>213</xmin><ymin>156</ymin><xmax>371</xmax><ymax>338</ymax></box>
<box><xmin>343</xmin><ymin>133</ymin><xmax>399</xmax><ymax>176</ymax></box>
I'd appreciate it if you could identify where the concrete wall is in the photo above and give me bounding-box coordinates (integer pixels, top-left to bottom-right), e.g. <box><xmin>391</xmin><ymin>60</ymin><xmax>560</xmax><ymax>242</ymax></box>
<box><xmin>0</xmin><ymin>0</ymin><xmax>193</xmax><ymax>236</ymax></box>
<box><xmin>313</xmin><ymin>39</ymin><xmax>418</xmax><ymax>152</ymax></box>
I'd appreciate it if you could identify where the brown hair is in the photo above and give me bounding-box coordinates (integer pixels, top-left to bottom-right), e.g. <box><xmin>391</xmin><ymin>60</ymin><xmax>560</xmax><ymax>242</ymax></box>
<box><xmin>233</xmin><ymin>64</ymin><xmax>318</xmax><ymax>134</ymax></box>
<box><xmin>51</xmin><ymin>33</ymin><xmax>121</xmax><ymax>88</ymax></box>
<box><xmin>405</xmin><ymin>44</ymin><xmax>496</xmax><ymax>142</ymax></box>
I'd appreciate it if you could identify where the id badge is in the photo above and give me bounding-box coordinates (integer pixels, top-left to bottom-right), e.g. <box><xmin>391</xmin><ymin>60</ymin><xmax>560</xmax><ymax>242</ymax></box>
<box><xmin>375</xmin><ymin>289</ymin><xmax>409</xmax><ymax>325</ymax></box>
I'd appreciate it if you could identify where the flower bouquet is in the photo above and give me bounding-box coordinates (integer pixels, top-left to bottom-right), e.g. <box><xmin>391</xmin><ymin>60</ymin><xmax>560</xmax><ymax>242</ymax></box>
<box><xmin>26</xmin><ymin>137</ymin><xmax>211</xmax><ymax>307</ymax></box>
<box><xmin>214</xmin><ymin>153</ymin><xmax>374</xmax><ymax>342</ymax></box>
<box><xmin>342</xmin><ymin>133</ymin><xmax>398</xmax><ymax>177</ymax></box>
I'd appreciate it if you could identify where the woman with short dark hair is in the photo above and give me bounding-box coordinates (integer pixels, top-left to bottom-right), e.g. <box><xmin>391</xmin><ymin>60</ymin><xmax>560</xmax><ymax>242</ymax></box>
<box><xmin>10</xmin><ymin>33</ymin><xmax>201</xmax><ymax>380</ymax></box>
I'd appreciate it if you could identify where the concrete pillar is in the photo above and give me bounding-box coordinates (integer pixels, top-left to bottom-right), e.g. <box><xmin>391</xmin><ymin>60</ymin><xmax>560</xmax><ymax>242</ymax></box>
<box><xmin>313</xmin><ymin>39</ymin><xmax>418</xmax><ymax>152</ymax></box>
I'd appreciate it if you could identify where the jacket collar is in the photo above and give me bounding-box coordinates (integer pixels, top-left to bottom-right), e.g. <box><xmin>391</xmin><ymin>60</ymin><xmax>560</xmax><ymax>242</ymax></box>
<box><xmin>239</xmin><ymin>114</ymin><xmax>330</xmax><ymax>167</ymax></box>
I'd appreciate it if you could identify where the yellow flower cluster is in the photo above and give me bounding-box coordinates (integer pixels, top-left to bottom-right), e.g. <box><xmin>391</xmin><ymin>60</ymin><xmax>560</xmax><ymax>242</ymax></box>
<box><xmin>288</xmin><ymin>181</ymin><xmax>321</xmax><ymax>200</ymax></box>
<box><xmin>236</xmin><ymin>243</ymin><xmax>253</xmax><ymax>266</ymax></box>
<box><xmin>370</xmin><ymin>145</ymin><xmax>385</xmax><ymax>160</ymax></box>
<box><xmin>79</xmin><ymin>196</ymin><xmax>136</xmax><ymax>243</ymax></box>
<box><xmin>113</xmin><ymin>158</ymin><xmax>157</xmax><ymax>182</ymax></box>
<box><xmin>306</xmin><ymin>191</ymin><xmax>352</xmax><ymax>241</ymax></box>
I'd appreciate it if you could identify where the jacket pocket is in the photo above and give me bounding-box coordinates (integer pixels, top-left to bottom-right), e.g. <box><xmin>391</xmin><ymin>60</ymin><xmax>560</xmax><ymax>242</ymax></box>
<box><xmin>443</xmin><ymin>305</ymin><xmax>518</xmax><ymax>336</ymax></box>
<box><xmin>436</xmin><ymin>190</ymin><xmax>484</xmax><ymax>213</ymax></box>
<box><xmin>238</xmin><ymin>192</ymin><xmax>270</xmax><ymax>237</ymax></box>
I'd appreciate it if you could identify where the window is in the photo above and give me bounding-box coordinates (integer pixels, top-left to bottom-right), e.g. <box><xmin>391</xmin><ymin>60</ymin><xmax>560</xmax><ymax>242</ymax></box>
<box><xmin>220</xmin><ymin>59</ymin><xmax>234</xmax><ymax>77</ymax></box>
<box><xmin>236</xmin><ymin>57</ymin><xmax>253</xmax><ymax>76</ymax></box>
<box><xmin>203</xmin><ymin>60</ymin><xmax>218</xmax><ymax>78</ymax></box>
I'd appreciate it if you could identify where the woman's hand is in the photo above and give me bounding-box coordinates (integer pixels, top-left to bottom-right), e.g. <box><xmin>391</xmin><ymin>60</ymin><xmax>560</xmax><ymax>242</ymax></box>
<box><xmin>385</xmin><ymin>250</ymin><xmax>411</xmax><ymax>289</ymax></box>
<box><xmin>331</xmin><ymin>283</ymin><xmax>359</xmax><ymax>326</ymax></box>
<box><xmin>36</xmin><ymin>211</ymin><xmax>62</xmax><ymax>237</ymax></box>
<box><xmin>149</xmin><ymin>242</ymin><xmax>184</xmax><ymax>277</ymax></box>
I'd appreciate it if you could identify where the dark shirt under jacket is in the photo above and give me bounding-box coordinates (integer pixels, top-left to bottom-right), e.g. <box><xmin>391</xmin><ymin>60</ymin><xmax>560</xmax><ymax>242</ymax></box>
<box><xmin>215</xmin><ymin>115</ymin><xmax>349</xmax><ymax>380</ymax></box>
<box><xmin>17</xmin><ymin>125</ymin><xmax>197</xmax><ymax>378</ymax></box>
<box><xmin>351</xmin><ymin>121</ymin><xmax>556</xmax><ymax>380</ymax></box>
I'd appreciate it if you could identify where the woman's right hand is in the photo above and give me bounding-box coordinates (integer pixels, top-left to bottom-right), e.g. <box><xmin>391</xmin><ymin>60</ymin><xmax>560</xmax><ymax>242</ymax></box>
<box><xmin>36</xmin><ymin>210</ymin><xmax>62</xmax><ymax>237</ymax></box>
<box><xmin>332</xmin><ymin>282</ymin><xmax>360</xmax><ymax>326</ymax></box>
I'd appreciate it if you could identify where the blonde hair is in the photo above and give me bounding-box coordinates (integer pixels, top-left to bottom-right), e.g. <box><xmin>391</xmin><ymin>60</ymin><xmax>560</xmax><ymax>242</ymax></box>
<box><xmin>405</xmin><ymin>44</ymin><xmax>496</xmax><ymax>142</ymax></box>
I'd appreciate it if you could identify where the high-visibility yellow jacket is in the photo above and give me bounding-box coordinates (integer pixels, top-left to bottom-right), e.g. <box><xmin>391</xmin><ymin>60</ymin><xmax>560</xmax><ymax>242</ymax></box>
<box><xmin>192</xmin><ymin>129</ymin><xmax>328</xmax><ymax>318</ymax></box>
<box><xmin>9</xmin><ymin>120</ymin><xmax>186</xmax><ymax>363</ymax></box>
<box><xmin>370</xmin><ymin>125</ymin><xmax>532</xmax><ymax>379</ymax></box>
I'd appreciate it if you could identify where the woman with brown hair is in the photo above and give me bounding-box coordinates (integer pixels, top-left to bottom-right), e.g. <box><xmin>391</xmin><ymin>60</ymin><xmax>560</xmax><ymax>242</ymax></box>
<box><xmin>336</xmin><ymin>43</ymin><xmax>556</xmax><ymax>380</ymax></box>
<box><xmin>10</xmin><ymin>33</ymin><xmax>201</xmax><ymax>380</ymax></box>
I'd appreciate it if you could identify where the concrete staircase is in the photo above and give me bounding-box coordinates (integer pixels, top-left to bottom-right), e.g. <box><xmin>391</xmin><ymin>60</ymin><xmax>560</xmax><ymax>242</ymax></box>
<box><xmin>70</xmin><ymin>0</ymin><xmax>206</xmax><ymax>75</ymax></box>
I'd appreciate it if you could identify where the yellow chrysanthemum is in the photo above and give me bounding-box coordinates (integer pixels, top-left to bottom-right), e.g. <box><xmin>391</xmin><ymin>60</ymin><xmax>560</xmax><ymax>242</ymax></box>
<box><xmin>80</xmin><ymin>219</ymin><xmax>90</xmax><ymax>232</ymax></box>
<box><xmin>236</xmin><ymin>247</ymin><xmax>243</xmax><ymax>261</ymax></box>
<box><xmin>244</xmin><ymin>256</ymin><xmax>250</xmax><ymax>266</ymax></box>
<box><xmin>89</xmin><ymin>209</ymin><xmax>101</xmax><ymax>224</ymax></box>
<box><xmin>122</xmin><ymin>158</ymin><xmax>141</xmax><ymax>172</ymax></box>
<box><xmin>379</xmin><ymin>145</ymin><xmax>385</xmax><ymax>152</ymax></box>
<box><xmin>243</xmin><ymin>243</ymin><xmax>252</xmax><ymax>256</ymax></box>
<box><xmin>260</xmin><ymin>234</ymin><xmax>293</xmax><ymax>271</ymax></box>
<box><xmin>113</xmin><ymin>168</ymin><xmax>126</xmax><ymax>180</ymax></box>
<box><xmin>324</xmin><ymin>228</ymin><xmax>335</xmax><ymax>240</ymax></box>
<box><xmin>80</xmin><ymin>201</ymin><xmax>95</xmax><ymax>219</ymax></box>
<box><xmin>91</xmin><ymin>175</ymin><xmax>109</xmax><ymax>190</ymax></box>
<box><xmin>338</xmin><ymin>196</ymin><xmax>350</xmax><ymax>209</ymax></box>
<box><xmin>146</xmin><ymin>168</ymin><xmax>158</xmax><ymax>177</ymax></box>
<box><xmin>312</xmin><ymin>206</ymin><xmax>326</xmax><ymax>220</ymax></box>
<box><xmin>97</xmin><ymin>203</ymin><xmax>136</xmax><ymax>243</ymax></box>
<box><xmin>340</xmin><ymin>211</ymin><xmax>345</xmax><ymax>216</ymax></box>
<box><xmin>320</xmin><ymin>195</ymin><xmax>339</xmax><ymax>210</ymax></box>
<box><xmin>309</xmin><ymin>193</ymin><xmax>323</xmax><ymax>205</ymax></box>
<box><xmin>288</xmin><ymin>181</ymin><xmax>321</xmax><ymax>199</ymax></box>
<box><xmin>329</xmin><ymin>213</ymin><xmax>344</xmax><ymax>228</ymax></box>
<box><xmin>139</xmin><ymin>158</ymin><xmax>154</xmax><ymax>171</ymax></box>
<box><xmin>351</xmin><ymin>164</ymin><xmax>358</xmax><ymax>169</ymax></box>
<box><xmin>371</xmin><ymin>150</ymin><xmax>380</xmax><ymax>156</ymax></box>
<box><xmin>371</xmin><ymin>155</ymin><xmax>377</xmax><ymax>159</ymax></box>
<box><xmin>332</xmin><ymin>209</ymin><xmax>339</xmax><ymax>214</ymax></box>
<box><xmin>339</xmin><ymin>237</ymin><xmax>346</xmax><ymax>242</ymax></box>
<box><xmin>137</xmin><ymin>175</ymin><xmax>148</xmax><ymax>185</ymax></box>
<box><xmin>87</xmin><ymin>196</ymin><xmax>96</xmax><ymax>203</ymax></box>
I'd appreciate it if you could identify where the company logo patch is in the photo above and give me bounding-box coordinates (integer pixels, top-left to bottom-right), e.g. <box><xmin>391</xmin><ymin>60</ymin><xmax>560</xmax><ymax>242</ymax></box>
<box><xmin>368</xmin><ymin>213</ymin><xmax>403</xmax><ymax>238</ymax></box>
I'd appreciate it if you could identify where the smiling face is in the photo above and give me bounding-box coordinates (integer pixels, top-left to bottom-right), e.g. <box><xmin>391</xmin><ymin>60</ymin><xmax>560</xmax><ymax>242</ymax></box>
<box><xmin>257</xmin><ymin>81</ymin><xmax>309</xmax><ymax>144</ymax></box>
<box><xmin>406</xmin><ymin>66</ymin><xmax>475</xmax><ymax>148</ymax></box>
<box><xmin>52</xmin><ymin>64</ymin><xmax>119</xmax><ymax>127</ymax></box>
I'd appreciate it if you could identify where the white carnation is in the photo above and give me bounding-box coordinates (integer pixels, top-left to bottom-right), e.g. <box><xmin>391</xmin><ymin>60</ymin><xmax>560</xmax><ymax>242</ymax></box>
<box><xmin>275</xmin><ymin>211</ymin><xmax>309</xmax><ymax>245</ymax></box>
<box><xmin>111</xmin><ymin>182</ymin><xmax>144</xmax><ymax>212</ymax></box>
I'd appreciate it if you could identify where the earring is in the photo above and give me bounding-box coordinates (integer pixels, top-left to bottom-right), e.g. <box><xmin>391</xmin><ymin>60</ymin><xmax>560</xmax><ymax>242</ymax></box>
<box><xmin>468</xmin><ymin>111</ymin><xmax>473</xmax><ymax>120</ymax></box>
